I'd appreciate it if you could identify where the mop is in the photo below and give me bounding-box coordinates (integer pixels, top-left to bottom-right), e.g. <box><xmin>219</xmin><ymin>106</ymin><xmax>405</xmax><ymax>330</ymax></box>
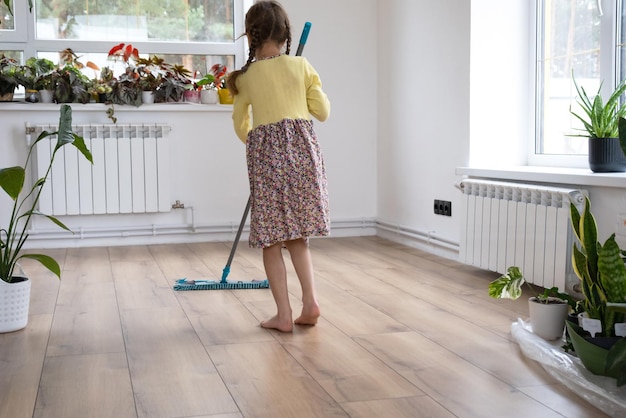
<box><xmin>174</xmin><ymin>22</ymin><xmax>312</xmax><ymax>291</ymax></box>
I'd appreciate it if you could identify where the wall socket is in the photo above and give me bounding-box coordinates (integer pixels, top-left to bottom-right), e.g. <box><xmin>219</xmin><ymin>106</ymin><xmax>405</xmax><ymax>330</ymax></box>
<box><xmin>434</xmin><ymin>199</ymin><xmax>452</xmax><ymax>216</ymax></box>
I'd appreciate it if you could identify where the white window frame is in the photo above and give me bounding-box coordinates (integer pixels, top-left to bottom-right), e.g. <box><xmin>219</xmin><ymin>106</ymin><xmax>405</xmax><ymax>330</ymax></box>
<box><xmin>0</xmin><ymin>0</ymin><xmax>249</xmax><ymax>70</ymax></box>
<box><xmin>529</xmin><ymin>0</ymin><xmax>621</xmax><ymax>169</ymax></box>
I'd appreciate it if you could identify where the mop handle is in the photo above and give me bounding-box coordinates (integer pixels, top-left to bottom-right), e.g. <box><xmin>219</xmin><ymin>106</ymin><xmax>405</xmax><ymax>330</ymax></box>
<box><xmin>295</xmin><ymin>22</ymin><xmax>311</xmax><ymax>56</ymax></box>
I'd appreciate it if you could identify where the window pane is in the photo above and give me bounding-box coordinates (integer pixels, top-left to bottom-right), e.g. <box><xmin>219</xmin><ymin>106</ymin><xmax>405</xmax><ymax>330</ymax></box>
<box><xmin>1</xmin><ymin>0</ymin><xmax>15</xmax><ymax>30</ymax></box>
<box><xmin>538</xmin><ymin>0</ymin><xmax>600</xmax><ymax>155</ymax></box>
<box><xmin>35</xmin><ymin>0</ymin><xmax>234</xmax><ymax>43</ymax></box>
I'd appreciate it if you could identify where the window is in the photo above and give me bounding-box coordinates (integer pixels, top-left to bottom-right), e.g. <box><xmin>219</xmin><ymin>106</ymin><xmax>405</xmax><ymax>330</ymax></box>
<box><xmin>535</xmin><ymin>0</ymin><xmax>624</xmax><ymax>163</ymax></box>
<box><xmin>1</xmin><ymin>0</ymin><xmax>247</xmax><ymax>80</ymax></box>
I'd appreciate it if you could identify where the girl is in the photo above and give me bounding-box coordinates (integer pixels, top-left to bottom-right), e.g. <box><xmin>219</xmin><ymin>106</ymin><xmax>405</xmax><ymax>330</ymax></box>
<box><xmin>227</xmin><ymin>1</ymin><xmax>331</xmax><ymax>332</ymax></box>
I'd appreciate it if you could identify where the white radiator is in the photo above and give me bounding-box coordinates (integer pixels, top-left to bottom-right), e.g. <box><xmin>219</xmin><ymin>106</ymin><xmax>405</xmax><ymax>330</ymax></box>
<box><xmin>457</xmin><ymin>179</ymin><xmax>586</xmax><ymax>292</ymax></box>
<box><xmin>28</xmin><ymin>123</ymin><xmax>171</xmax><ymax>216</ymax></box>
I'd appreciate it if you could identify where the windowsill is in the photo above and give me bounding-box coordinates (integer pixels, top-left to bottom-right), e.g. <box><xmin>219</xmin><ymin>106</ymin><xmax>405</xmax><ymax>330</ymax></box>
<box><xmin>456</xmin><ymin>166</ymin><xmax>626</xmax><ymax>189</ymax></box>
<box><xmin>0</xmin><ymin>102</ymin><xmax>233</xmax><ymax>112</ymax></box>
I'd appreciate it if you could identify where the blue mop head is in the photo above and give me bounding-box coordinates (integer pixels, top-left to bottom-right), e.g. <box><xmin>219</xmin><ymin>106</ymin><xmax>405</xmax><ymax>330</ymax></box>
<box><xmin>173</xmin><ymin>278</ymin><xmax>269</xmax><ymax>291</ymax></box>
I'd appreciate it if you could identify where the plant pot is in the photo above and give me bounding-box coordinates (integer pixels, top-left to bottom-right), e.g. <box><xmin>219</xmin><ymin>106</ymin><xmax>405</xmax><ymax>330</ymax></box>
<box><xmin>0</xmin><ymin>90</ymin><xmax>15</xmax><ymax>101</ymax></box>
<box><xmin>528</xmin><ymin>297</ymin><xmax>569</xmax><ymax>340</ymax></box>
<box><xmin>141</xmin><ymin>90</ymin><xmax>155</xmax><ymax>104</ymax></box>
<box><xmin>39</xmin><ymin>89</ymin><xmax>54</xmax><ymax>103</ymax></box>
<box><xmin>25</xmin><ymin>89</ymin><xmax>39</xmax><ymax>103</ymax></box>
<box><xmin>183</xmin><ymin>90</ymin><xmax>201</xmax><ymax>104</ymax></box>
<box><xmin>200</xmin><ymin>89</ymin><xmax>218</xmax><ymax>104</ymax></box>
<box><xmin>0</xmin><ymin>276</ymin><xmax>31</xmax><ymax>333</ymax></box>
<box><xmin>588</xmin><ymin>137</ymin><xmax>626</xmax><ymax>172</ymax></box>
<box><xmin>565</xmin><ymin>321</ymin><xmax>622</xmax><ymax>378</ymax></box>
<box><xmin>218</xmin><ymin>88</ymin><xmax>233</xmax><ymax>104</ymax></box>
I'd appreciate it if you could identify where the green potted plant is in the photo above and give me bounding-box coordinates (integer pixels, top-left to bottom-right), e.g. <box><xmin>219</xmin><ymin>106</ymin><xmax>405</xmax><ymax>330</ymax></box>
<box><xmin>566</xmin><ymin>194</ymin><xmax>626</xmax><ymax>384</ymax></box>
<box><xmin>0</xmin><ymin>54</ymin><xmax>23</xmax><ymax>101</ymax></box>
<box><xmin>21</xmin><ymin>57</ymin><xmax>56</xmax><ymax>102</ymax></box>
<box><xmin>196</xmin><ymin>72</ymin><xmax>218</xmax><ymax>104</ymax></box>
<box><xmin>570</xmin><ymin>73</ymin><xmax>626</xmax><ymax>172</ymax></box>
<box><xmin>154</xmin><ymin>63</ymin><xmax>192</xmax><ymax>103</ymax></box>
<box><xmin>0</xmin><ymin>104</ymin><xmax>93</xmax><ymax>333</ymax></box>
<box><xmin>489</xmin><ymin>266</ymin><xmax>578</xmax><ymax>340</ymax></box>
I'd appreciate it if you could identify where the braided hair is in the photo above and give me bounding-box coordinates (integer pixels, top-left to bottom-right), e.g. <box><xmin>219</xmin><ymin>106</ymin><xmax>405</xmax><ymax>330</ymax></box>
<box><xmin>226</xmin><ymin>1</ymin><xmax>292</xmax><ymax>95</ymax></box>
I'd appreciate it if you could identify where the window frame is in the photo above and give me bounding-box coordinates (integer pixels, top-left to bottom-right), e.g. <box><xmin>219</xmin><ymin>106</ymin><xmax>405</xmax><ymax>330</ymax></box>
<box><xmin>0</xmin><ymin>0</ymin><xmax>248</xmax><ymax>71</ymax></box>
<box><xmin>529</xmin><ymin>0</ymin><xmax>622</xmax><ymax>169</ymax></box>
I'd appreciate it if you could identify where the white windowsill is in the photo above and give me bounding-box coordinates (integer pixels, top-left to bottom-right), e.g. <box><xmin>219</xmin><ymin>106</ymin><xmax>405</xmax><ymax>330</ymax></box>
<box><xmin>456</xmin><ymin>166</ymin><xmax>626</xmax><ymax>189</ymax></box>
<box><xmin>0</xmin><ymin>102</ymin><xmax>233</xmax><ymax>113</ymax></box>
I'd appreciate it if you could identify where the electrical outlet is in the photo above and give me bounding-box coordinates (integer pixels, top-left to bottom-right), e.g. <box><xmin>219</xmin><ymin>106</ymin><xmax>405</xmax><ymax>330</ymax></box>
<box><xmin>434</xmin><ymin>200</ymin><xmax>451</xmax><ymax>216</ymax></box>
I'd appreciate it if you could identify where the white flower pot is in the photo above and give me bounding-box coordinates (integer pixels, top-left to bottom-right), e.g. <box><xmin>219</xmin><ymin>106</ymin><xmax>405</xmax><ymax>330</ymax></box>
<box><xmin>528</xmin><ymin>297</ymin><xmax>568</xmax><ymax>340</ymax></box>
<box><xmin>0</xmin><ymin>276</ymin><xmax>31</xmax><ymax>333</ymax></box>
<box><xmin>200</xmin><ymin>89</ymin><xmax>218</xmax><ymax>104</ymax></box>
<box><xmin>142</xmin><ymin>90</ymin><xmax>155</xmax><ymax>104</ymax></box>
<box><xmin>39</xmin><ymin>90</ymin><xmax>54</xmax><ymax>103</ymax></box>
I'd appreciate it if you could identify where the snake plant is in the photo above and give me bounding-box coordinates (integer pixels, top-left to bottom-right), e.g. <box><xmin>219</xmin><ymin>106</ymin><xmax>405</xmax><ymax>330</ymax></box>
<box><xmin>570</xmin><ymin>195</ymin><xmax>626</xmax><ymax>337</ymax></box>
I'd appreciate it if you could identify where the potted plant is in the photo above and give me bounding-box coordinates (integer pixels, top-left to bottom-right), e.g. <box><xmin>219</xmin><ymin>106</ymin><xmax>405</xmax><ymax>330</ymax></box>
<box><xmin>570</xmin><ymin>73</ymin><xmax>626</xmax><ymax>172</ymax></box>
<box><xmin>566</xmin><ymin>194</ymin><xmax>626</xmax><ymax>384</ymax></box>
<box><xmin>209</xmin><ymin>64</ymin><xmax>232</xmax><ymax>104</ymax></box>
<box><xmin>21</xmin><ymin>57</ymin><xmax>56</xmax><ymax>102</ymax></box>
<box><xmin>0</xmin><ymin>54</ymin><xmax>22</xmax><ymax>101</ymax></box>
<box><xmin>196</xmin><ymin>72</ymin><xmax>218</xmax><ymax>104</ymax></box>
<box><xmin>136</xmin><ymin>56</ymin><xmax>164</xmax><ymax>104</ymax></box>
<box><xmin>0</xmin><ymin>104</ymin><xmax>93</xmax><ymax>333</ymax></box>
<box><xmin>489</xmin><ymin>266</ymin><xmax>578</xmax><ymax>340</ymax></box>
<box><xmin>154</xmin><ymin>63</ymin><xmax>192</xmax><ymax>103</ymax></box>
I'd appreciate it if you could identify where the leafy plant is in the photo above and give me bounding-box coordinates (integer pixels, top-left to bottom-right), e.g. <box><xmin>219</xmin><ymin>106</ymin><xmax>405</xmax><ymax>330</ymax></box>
<box><xmin>51</xmin><ymin>65</ymin><xmax>92</xmax><ymax>104</ymax></box>
<box><xmin>570</xmin><ymin>73</ymin><xmax>626</xmax><ymax>138</ymax></box>
<box><xmin>0</xmin><ymin>54</ymin><xmax>23</xmax><ymax>96</ymax></box>
<box><xmin>489</xmin><ymin>266</ymin><xmax>578</xmax><ymax>309</ymax></box>
<box><xmin>570</xmin><ymin>195</ymin><xmax>626</xmax><ymax>337</ymax></box>
<box><xmin>22</xmin><ymin>57</ymin><xmax>55</xmax><ymax>91</ymax></box>
<box><xmin>0</xmin><ymin>105</ymin><xmax>93</xmax><ymax>282</ymax></box>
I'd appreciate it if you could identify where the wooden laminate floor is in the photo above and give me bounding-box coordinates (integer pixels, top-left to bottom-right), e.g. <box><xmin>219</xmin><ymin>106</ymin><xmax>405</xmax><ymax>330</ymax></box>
<box><xmin>0</xmin><ymin>236</ymin><xmax>612</xmax><ymax>418</ymax></box>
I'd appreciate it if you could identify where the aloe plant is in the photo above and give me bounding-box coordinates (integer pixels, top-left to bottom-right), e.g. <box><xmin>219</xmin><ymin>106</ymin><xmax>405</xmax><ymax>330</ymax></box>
<box><xmin>570</xmin><ymin>195</ymin><xmax>626</xmax><ymax>337</ymax></box>
<box><xmin>0</xmin><ymin>105</ymin><xmax>93</xmax><ymax>282</ymax></box>
<box><xmin>570</xmin><ymin>74</ymin><xmax>626</xmax><ymax>138</ymax></box>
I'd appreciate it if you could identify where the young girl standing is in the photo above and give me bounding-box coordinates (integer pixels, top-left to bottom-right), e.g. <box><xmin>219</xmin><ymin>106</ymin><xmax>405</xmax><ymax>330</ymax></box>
<box><xmin>227</xmin><ymin>1</ymin><xmax>331</xmax><ymax>332</ymax></box>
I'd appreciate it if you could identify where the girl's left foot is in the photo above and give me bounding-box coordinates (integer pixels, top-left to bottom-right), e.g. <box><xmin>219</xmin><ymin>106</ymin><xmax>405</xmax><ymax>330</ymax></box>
<box><xmin>261</xmin><ymin>315</ymin><xmax>293</xmax><ymax>332</ymax></box>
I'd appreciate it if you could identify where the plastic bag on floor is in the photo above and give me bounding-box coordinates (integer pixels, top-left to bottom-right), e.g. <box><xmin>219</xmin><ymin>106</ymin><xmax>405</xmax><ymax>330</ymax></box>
<box><xmin>511</xmin><ymin>319</ymin><xmax>626</xmax><ymax>418</ymax></box>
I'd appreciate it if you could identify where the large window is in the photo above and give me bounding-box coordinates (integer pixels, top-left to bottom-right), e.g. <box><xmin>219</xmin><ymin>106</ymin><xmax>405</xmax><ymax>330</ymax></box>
<box><xmin>1</xmin><ymin>0</ymin><xmax>247</xmax><ymax>80</ymax></box>
<box><xmin>536</xmin><ymin>0</ymin><xmax>624</xmax><ymax>161</ymax></box>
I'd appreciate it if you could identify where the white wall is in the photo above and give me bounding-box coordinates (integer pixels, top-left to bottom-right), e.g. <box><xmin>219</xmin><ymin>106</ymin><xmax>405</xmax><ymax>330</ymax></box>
<box><xmin>376</xmin><ymin>0</ymin><xmax>470</xmax><ymax>256</ymax></box>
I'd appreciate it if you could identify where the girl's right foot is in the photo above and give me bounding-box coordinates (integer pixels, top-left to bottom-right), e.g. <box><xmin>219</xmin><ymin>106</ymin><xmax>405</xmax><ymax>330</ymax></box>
<box><xmin>294</xmin><ymin>303</ymin><xmax>320</xmax><ymax>326</ymax></box>
<box><xmin>261</xmin><ymin>315</ymin><xmax>293</xmax><ymax>332</ymax></box>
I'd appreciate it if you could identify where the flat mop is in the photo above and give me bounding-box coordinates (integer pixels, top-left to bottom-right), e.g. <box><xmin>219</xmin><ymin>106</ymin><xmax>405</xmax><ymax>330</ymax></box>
<box><xmin>173</xmin><ymin>22</ymin><xmax>312</xmax><ymax>291</ymax></box>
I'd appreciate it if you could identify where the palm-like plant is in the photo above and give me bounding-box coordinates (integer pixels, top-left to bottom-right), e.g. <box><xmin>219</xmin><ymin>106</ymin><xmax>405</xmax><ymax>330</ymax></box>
<box><xmin>0</xmin><ymin>105</ymin><xmax>93</xmax><ymax>282</ymax></box>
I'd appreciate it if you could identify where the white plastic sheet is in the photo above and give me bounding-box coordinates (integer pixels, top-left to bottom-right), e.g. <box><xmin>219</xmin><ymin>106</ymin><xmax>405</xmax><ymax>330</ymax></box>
<box><xmin>511</xmin><ymin>319</ymin><xmax>626</xmax><ymax>417</ymax></box>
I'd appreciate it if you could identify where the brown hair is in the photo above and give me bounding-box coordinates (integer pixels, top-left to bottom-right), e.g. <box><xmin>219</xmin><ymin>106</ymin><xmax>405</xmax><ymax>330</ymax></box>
<box><xmin>226</xmin><ymin>1</ymin><xmax>292</xmax><ymax>95</ymax></box>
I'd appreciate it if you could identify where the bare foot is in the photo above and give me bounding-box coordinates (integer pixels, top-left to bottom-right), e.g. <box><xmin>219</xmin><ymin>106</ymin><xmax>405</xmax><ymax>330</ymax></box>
<box><xmin>261</xmin><ymin>315</ymin><xmax>293</xmax><ymax>332</ymax></box>
<box><xmin>294</xmin><ymin>303</ymin><xmax>320</xmax><ymax>326</ymax></box>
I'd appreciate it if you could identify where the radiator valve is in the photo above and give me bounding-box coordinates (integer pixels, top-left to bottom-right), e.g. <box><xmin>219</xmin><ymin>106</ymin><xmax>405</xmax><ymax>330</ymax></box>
<box><xmin>172</xmin><ymin>200</ymin><xmax>185</xmax><ymax>209</ymax></box>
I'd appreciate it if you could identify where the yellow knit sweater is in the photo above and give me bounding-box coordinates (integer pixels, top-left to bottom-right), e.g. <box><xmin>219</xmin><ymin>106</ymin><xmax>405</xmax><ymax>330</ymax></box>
<box><xmin>231</xmin><ymin>55</ymin><xmax>330</xmax><ymax>143</ymax></box>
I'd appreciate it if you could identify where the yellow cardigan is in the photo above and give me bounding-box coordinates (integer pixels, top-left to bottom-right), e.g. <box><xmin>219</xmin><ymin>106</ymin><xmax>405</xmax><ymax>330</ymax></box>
<box><xmin>231</xmin><ymin>55</ymin><xmax>330</xmax><ymax>143</ymax></box>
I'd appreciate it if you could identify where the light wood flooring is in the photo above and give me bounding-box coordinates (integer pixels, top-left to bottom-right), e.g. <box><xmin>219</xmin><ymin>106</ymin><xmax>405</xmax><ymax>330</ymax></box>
<box><xmin>0</xmin><ymin>236</ymin><xmax>612</xmax><ymax>418</ymax></box>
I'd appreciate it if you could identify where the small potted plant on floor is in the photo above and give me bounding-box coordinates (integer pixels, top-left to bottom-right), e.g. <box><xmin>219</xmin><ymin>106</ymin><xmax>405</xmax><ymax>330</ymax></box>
<box><xmin>570</xmin><ymin>73</ymin><xmax>626</xmax><ymax>172</ymax></box>
<box><xmin>0</xmin><ymin>104</ymin><xmax>93</xmax><ymax>333</ymax></box>
<box><xmin>489</xmin><ymin>266</ymin><xmax>578</xmax><ymax>340</ymax></box>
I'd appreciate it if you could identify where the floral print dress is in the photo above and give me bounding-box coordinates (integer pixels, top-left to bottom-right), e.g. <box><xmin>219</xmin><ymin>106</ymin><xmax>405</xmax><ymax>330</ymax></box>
<box><xmin>231</xmin><ymin>55</ymin><xmax>331</xmax><ymax>249</ymax></box>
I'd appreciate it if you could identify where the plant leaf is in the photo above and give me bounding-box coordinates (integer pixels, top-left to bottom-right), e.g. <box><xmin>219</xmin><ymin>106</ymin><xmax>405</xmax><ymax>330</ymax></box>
<box><xmin>0</xmin><ymin>166</ymin><xmax>25</xmax><ymax>200</ymax></box>
<box><xmin>18</xmin><ymin>253</ymin><xmax>61</xmax><ymax>278</ymax></box>
<box><xmin>488</xmin><ymin>266</ymin><xmax>525</xmax><ymax>300</ymax></box>
<box><xmin>605</xmin><ymin>338</ymin><xmax>626</xmax><ymax>386</ymax></box>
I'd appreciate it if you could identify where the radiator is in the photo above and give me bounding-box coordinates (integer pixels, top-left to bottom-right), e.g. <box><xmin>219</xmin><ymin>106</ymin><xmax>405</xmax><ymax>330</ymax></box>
<box><xmin>457</xmin><ymin>179</ymin><xmax>586</xmax><ymax>292</ymax></box>
<box><xmin>28</xmin><ymin>123</ymin><xmax>171</xmax><ymax>216</ymax></box>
